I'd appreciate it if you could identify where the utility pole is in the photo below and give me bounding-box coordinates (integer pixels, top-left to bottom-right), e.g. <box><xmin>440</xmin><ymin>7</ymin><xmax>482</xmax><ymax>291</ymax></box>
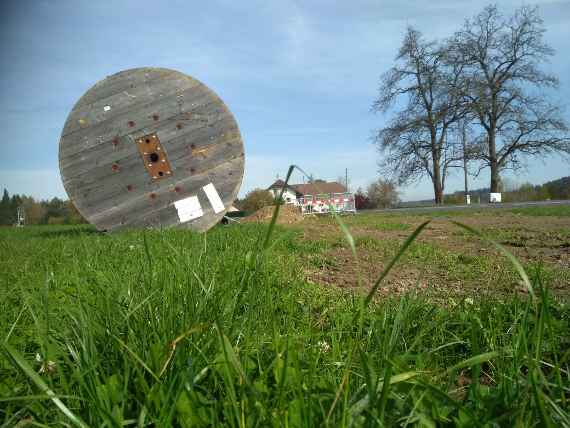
<box><xmin>16</xmin><ymin>205</ymin><xmax>25</xmax><ymax>227</ymax></box>
<box><xmin>345</xmin><ymin>168</ymin><xmax>349</xmax><ymax>192</ymax></box>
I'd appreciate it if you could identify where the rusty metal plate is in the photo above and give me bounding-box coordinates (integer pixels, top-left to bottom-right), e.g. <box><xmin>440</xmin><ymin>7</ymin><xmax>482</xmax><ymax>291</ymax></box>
<box><xmin>135</xmin><ymin>133</ymin><xmax>172</xmax><ymax>180</ymax></box>
<box><xmin>58</xmin><ymin>67</ymin><xmax>245</xmax><ymax>232</ymax></box>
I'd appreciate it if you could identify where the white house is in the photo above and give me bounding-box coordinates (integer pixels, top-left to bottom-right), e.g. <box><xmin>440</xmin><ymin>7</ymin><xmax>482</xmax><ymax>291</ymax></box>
<box><xmin>266</xmin><ymin>179</ymin><xmax>355</xmax><ymax>214</ymax></box>
<box><xmin>267</xmin><ymin>179</ymin><xmax>299</xmax><ymax>204</ymax></box>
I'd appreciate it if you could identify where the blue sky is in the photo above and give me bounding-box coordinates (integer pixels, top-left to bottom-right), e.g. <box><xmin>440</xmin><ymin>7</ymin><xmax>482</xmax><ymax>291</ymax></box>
<box><xmin>1</xmin><ymin>0</ymin><xmax>569</xmax><ymax>201</ymax></box>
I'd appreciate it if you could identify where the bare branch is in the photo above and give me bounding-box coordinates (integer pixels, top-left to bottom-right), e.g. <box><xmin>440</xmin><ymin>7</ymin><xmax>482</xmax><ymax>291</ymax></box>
<box><xmin>372</xmin><ymin>27</ymin><xmax>466</xmax><ymax>203</ymax></box>
<box><xmin>448</xmin><ymin>4</ymin><xmax>567</xmax><ymax>192</ymax></box>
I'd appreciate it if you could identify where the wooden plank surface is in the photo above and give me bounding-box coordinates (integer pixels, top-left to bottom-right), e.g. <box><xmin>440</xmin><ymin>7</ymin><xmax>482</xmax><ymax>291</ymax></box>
<box><xmin>59</xmin><ymin>67</ymin><xmax>245</xmax><ymax>232</ymax></box>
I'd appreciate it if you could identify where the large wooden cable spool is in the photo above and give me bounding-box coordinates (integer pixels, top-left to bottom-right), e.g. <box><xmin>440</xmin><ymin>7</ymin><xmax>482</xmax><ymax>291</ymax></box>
<box><xmin>58</xmin><ymin>67</ymin><xmax>245</xmax><ymax>232</ymax></box>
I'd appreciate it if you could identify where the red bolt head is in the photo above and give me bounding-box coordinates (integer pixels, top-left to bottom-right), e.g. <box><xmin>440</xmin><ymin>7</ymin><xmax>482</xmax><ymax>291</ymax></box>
<box><xmin>128</xmin><ymin>121</ymin><xmax>135</xmax><ymax>127</ymax></box>
<box><xmin>127</xmin><ymin>185</ymin><xmax>133</xmax><ymax>191</ymax></box>
<box><xmin>112</xmin><ymin>163</ymin><xmax>120</xmax><ymax>172</ymax></box>
<box><xmin>152</xmin><ymin>114</ymin><xmax>159</xmax><ymax>121</ymax></box>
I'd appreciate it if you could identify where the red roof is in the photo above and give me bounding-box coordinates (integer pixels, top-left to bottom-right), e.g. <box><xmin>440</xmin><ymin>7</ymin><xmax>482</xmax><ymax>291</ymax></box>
<box><xmin>267</xmin><ymin>179</ymin><xmax>287</xmax><ymax>190</ymax></box>
<box><xmin>268</xmin><ymin>180</ymin><xmax>347</xmax><ymax>195</ymax></box>
<box><xmin>291</xmin><ymin>182</ymin><xmax>346</xmax><ymax>196</ymax></box>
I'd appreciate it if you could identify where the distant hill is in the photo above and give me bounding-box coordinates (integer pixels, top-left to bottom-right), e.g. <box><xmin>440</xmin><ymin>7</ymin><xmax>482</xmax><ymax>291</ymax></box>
<box><xmin>452</xmin><ymin>176</ymin><xmax>570</xmax><ymax>204</ymax></box>
<box><xmin>543</xmin><ymin>176</ymin><xmax>570</xmax><ymax>199</ymax></box>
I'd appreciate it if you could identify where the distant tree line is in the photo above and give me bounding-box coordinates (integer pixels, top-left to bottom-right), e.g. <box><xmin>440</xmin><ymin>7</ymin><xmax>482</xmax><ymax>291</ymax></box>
<box><xmin>236</xmin><ymin>178</ymin><xmax>401</xmax><ymax>213</ymax></box>
<box><xmin>0</xmin><ymin>189</ymin><xmax>86</xmax><ymax>226</ymax></box>
<box><xmin>234</xmin><ymin>189</ymin><xmax>276</xmax><ymax>214</ymax></box>
<box><xmin>354</xmin><ymin>179</ymin><xmax>400</xmax><ymax>210</ymax></box>
<box><xmin>444</xmin><ymin>175</ymin><xmax>570</xmax><ymax>204</ymax></box>
<box><xmin>373</xmin><ymin>4</ymin><xmax>570</xmax><ymax>204</ymax></box>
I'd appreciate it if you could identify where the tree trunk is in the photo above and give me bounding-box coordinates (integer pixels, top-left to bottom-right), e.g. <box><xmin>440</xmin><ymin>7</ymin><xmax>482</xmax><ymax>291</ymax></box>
<box><xmin>433</xmin><ymin>180</ymin><xmax>443</xmax><ymax>204</ymax></box>
<box><xmin>488</xmin><ymin>131</ymin><xmax>500</xmax><ymax>193</ymax></box>
<box><xmin>430</xmin><ymin>126</ymin><xmax>444</xmax><ymax>204</ymax></box>
<box><xmin>432</xmin><ymin>153</ymin><xmax>444</xmax><ymax>204</ymax></box>
<box><xmin>490</xmin><ymin>161</ymin><xmax>500</xmax><ymax>193</ymax></box>
<box><xmin>462</xmin><ymin>123</ymin><xmax>469</xmax><ymax>197</ymax></box>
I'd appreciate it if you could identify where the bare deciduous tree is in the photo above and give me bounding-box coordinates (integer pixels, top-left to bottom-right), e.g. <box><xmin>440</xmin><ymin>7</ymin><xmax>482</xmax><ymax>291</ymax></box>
<box><xmin>372</xmin><ymin>27</ymin><xmax>465</xmax><ymax>204</ymax></box>
<box><xmin>367</xmin><ymin>179</ymin><xmax>400</xmax><ymax>209</ymax></box>
<box><xmin>450</xmin><ymin>5</ymin><xmax>570</xmax><ymax>192</ymax></box>
<box><xmin>237</xmin><ymin>189</ymin><xmax>275</xmax><ymax>213</ymax></box>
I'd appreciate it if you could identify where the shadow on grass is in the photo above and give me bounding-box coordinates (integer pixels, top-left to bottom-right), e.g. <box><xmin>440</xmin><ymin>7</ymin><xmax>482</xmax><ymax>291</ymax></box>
<box><xmin>35</xmin><ymin>225</ymin><xmax>100</xmax><ymax>238</ymax></box>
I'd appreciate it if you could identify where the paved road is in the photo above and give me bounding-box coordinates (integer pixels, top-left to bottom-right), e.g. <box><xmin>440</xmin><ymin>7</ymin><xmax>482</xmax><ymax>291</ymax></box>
<box><xmin>364</xmin><ymin>199</ymin><xmax>570</xmax><ymax>214</ymax></box>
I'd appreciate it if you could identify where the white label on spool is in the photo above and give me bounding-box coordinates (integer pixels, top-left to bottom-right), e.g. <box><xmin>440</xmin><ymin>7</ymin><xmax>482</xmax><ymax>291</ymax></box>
<box><xmin>174</xmin><ymin>196</ymin><xmax>203</xmax><ymax>222</ymax></box>
<box><xmin>103</xmin><ymin>105</ymin><xmax>111</xmax><ymax>112</ymax></box>
<box><xmin>203</xmin><ymin>183</ymin><xmax>225</xmax><ymax>213</ymax></box>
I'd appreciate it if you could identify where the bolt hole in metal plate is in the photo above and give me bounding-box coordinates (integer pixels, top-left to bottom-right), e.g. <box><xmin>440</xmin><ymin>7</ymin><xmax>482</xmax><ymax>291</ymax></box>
<box><xmin>58</xmin><ymin>67</ymin><xmax>245</xmax><ymax>232</ymax></box>
<box><xmin>136</xmin><ymin>133</ymin><xmax>171</xmax><ymax>180</ymax></box>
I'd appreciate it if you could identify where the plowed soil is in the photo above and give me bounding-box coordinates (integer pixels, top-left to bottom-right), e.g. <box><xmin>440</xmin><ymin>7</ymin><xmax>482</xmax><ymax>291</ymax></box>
<box><xmin>242</xmin><ymin>205</ymin><xmax>304</xmax><ymax>225</ymax></box>
<box><xmin>288</xmin><ymin>210</ymin><xmax>570</xmax><ymax>298</ymax></box>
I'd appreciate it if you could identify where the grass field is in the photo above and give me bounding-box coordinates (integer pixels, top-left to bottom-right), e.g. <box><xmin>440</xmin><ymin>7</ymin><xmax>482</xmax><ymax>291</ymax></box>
<box><xmin>1</xmin><ymin>205</ymin><xmax>569</xmax><ymax>426</ymax></box>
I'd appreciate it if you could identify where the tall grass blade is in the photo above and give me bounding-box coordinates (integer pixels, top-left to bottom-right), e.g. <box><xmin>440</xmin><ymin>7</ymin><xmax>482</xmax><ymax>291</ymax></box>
<box><xmin>2</xmin><ymin>342</ymin><xmax>89</xmax><ymax>428</ymax></box>
<box><xmin>142</xmin><ymin>232</ymin><xmax>153</xmax><ymax>271</ymax></box>
<box><xmin>451</xmin><ymin>221</ymin><xmax>534</xmax><ymax>298</ymax></box>
<box><xmin>378</xmin><ymin>364</ymin><xmax>392</xmax><ymax>423</ymax></box>
<box><xmin>215</xmin><ymin>323</ymin><xmax>241</xmax><ymax>427</ymax></box>
<box><xmin>364</xmin><ymin>220</ymin><xmax>431</xmax><ymax>308</ymax></box>
<box><xmin>261</xmin><ymin>165</ymin><xmax>295</xmax><ymax>251</ymax></box>
<box><xmin>445</xmin><ymin>351</ymin><xmax>498</xmax><ymax>374</ymax></box>
<box><xmin>349</xmin><ymin>371</ymin><xmax>420</xmax><ymax>419</ymax></box>
<box><xmin>4</xmin><ymin>304</ymin><xmax>26</xmax><ymax>342</ymax></box>
<box><xmin>531</xmin><ymin>368</ymin><xmax>554</xmax><ymax>428</ymax></box>
<box><xmin>111</xmin><ymin>334</ymin><xmax>160</xmax><ymax>382</ymax></box>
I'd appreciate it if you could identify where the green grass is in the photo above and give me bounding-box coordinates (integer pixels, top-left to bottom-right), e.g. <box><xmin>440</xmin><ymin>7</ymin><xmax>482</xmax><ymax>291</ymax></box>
<box><xmin>1</xmin><ymin>220</ymin><xmax>570</xmax><ymax>427</ymax></box>
<box><xmin>369</xmin><ymin>204</ymin><xmax>570</xmax><ymax>218</ymax></box>
<box><xmin>341</xmin><ymin>215</ymin><xmax>411</xmax><ymax>231</ymax></box>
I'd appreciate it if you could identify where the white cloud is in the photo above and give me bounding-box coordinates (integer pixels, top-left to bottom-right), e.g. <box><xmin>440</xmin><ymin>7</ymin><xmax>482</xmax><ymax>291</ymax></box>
<box><xmin>3</xmin><ymin>0</ymin><xmax>568</xmax><ymax>206</ymax></box>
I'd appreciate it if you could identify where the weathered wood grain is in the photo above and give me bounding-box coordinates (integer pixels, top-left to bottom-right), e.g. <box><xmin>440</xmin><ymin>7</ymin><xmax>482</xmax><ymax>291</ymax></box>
<box><xmin>59</xmin><ymin>67</ymin><xmax>245</xmax><ymax>232</ymax></box>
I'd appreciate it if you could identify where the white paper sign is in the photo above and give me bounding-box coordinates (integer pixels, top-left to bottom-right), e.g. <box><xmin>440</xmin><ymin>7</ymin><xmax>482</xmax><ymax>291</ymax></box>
<box><xmin>174</xmin><ymin>196</ymin><xmax>203</xmax><ymax>222</ymax></box>
<box><xmin>489</xmin><ymin>193</ymin><xmax>502</xmax><ymax>203</ymax></box>
<box><xmin>203</xmin><ymin>183</ymin><xmax>225</xmax><ymax>213</ymax></box>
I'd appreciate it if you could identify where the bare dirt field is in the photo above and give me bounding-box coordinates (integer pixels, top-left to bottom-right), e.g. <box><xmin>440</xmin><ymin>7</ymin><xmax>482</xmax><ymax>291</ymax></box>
<box><xmin>276</xmin><ymin>207</ymin><xmax>570</xmax><ymax>299</ymax></box>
